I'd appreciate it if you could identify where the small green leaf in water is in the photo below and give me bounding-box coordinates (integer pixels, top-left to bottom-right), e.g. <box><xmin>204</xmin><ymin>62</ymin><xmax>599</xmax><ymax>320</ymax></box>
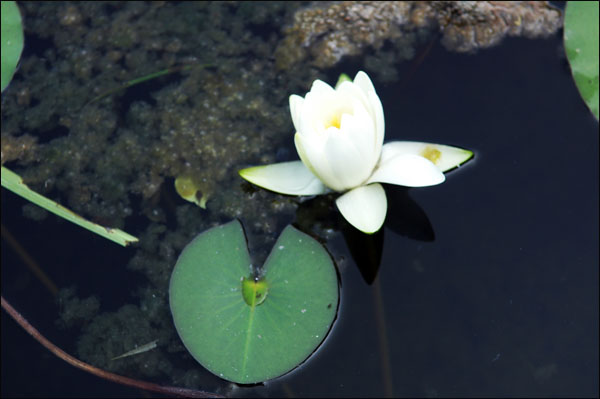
<box><xmin>564</xmin><ymin>1</ymin><xmax>599</xmax><ymax>120</ymax></box>
<box><xmin>169</xmin><ymin>220</ymin><xmax>339</xmax><ymax>384</ymax></box>
<box><xmin>174</xmin><ymin>175</ymin><xmax>209</xmax><ymax>209</ymax></box>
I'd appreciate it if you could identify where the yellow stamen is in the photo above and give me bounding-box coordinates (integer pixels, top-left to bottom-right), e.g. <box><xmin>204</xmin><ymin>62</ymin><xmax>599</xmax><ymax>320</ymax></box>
<box><xmin>421</xmin><ymin>146</ymin><xmax>442</xmax><ymax>164</ymax></box>
<box><xmin>325</xmin><ymin>112</ymin><xmax>342</xmax><ymax>129</ymax></box>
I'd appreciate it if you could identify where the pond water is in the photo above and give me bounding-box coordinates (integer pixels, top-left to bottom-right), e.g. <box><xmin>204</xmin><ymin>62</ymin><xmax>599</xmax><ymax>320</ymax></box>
<box><xmin>2</xmin><ymin>2</ymin><xmax>598</xmax><ymax>398</ymax></box>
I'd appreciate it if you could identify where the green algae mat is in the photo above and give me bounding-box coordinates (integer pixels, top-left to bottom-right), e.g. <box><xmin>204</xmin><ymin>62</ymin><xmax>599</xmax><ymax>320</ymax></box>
<box><xmin>169</xmin><ymin>220</ymin><xmax>339</xmax><ymax>384</ymax></box>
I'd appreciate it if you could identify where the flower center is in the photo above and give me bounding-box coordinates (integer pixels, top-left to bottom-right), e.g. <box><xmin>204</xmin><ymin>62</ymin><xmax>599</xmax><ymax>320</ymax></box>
<box><xmin>324</xmin><ymin>112</ymin><xmax>342</xmax><ymax>129</ymax></box>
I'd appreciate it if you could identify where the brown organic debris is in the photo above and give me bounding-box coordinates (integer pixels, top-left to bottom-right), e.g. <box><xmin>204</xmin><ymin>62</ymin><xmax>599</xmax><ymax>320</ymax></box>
<box><xmin>275</xmin><ymin>1</ymin><xmax>562</xmax><ymax>69</ymax></box>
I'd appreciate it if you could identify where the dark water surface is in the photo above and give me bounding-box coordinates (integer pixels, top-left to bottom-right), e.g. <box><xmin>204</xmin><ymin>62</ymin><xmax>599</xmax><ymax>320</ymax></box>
<box><xmin>2</xmin><ymin>5</ymin><xmax>598</xmax><ymax>399</ymax></box>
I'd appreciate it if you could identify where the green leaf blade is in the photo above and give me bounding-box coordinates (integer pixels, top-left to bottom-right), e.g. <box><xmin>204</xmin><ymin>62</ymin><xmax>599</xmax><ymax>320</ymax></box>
<box><xmin>1</xmin><ymin>166</ymin><xmax>138</xmax><ymax>246</ymax></box>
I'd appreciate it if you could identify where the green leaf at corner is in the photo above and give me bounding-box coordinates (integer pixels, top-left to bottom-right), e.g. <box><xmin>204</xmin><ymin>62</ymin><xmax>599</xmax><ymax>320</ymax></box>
<box><xmin>564</xmin><ymin>1</ymin><xmax>599</xmax><ymax>120</ymax></box>
<box><xmin>169</xmin><ymin>220</ymin><xmax>339</xmax><ymax>384</ymax></box>
<box><xmin>1</xmin><ymin>1</ymin><xmax>24</xmax><ymax>92</ymax></box>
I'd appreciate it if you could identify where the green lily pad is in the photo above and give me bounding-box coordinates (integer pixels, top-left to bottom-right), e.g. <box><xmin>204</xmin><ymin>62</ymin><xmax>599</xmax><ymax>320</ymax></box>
<box><xmin>169</xmin><ymin>220</ymin><xmax>339</xmax><ymax>384</ymax></box>
<box><xmin>1</xmin><ymin>1</ymin><xmax>24</xmax><ymax>92</ymax></box>
<box><xmin>564</xmin><ymin>1</ymin><xmax>599</xmax><ymax>120</ymax></box>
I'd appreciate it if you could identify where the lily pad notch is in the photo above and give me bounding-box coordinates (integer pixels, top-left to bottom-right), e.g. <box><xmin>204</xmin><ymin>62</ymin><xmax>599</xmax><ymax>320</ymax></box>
<box><xmin>169</xmin><ymin>220</ymin><xmax>340</xmax><ymax>384</ymax></box>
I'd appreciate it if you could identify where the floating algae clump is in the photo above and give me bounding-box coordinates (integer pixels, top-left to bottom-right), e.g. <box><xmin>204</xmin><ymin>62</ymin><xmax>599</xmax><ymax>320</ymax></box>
<box><xmin>275</xmin><ymin>1</ymin><xmax>562</xmax><ymax>72</ymax></box>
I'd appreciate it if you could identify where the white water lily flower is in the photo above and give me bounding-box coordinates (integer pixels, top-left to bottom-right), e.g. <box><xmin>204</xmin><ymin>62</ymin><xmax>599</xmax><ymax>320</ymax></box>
<box><xmin>240</xmin><ymin>71</ymin><xmax>473</xmax><ymax>234</ymax></box>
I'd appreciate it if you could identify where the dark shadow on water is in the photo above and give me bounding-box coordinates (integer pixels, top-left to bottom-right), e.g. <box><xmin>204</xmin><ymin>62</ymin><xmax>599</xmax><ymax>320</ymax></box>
<box><xmin>340</xmin><ymin>223</ymin><xmax>384</xmax><ymax>285</ymax></box>
<box><xmin>339</xmin><ymin>186</ymin><xmax>436</xmax><ymax>284</ymax></box>
<box><xmin>294</xmin><ymin>186</ymin><xmax>435</xmax><ymax>285</ymax></box>
<box><xmin>385</xmin><ymin>185</ymin><xmax>435</xmax><ymax>242</ymax></box>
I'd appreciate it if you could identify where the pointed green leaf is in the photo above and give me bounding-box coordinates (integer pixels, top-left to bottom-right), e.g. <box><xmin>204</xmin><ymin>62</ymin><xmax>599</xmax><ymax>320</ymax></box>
<box><xmin>1</xmin><ymin>166</ymin><xmax>138</xmax><ymax>246</ymax></box>
<box><xmin>335</xmin><ymin>73</ymin><xmax>352</xmax><ymax>89</ymax></box>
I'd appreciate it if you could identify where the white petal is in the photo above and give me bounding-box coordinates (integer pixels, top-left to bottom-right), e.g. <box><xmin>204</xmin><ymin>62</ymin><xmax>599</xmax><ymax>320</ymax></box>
<box><xmin>324</xmin><ymin>129</ymin><xmax>373</xmax><ymax>191</ymax></box>
<box><xmin>340</xmin><ymin>102</ymin><xmax>379</xmax><ymax>170</ymax></box>
<box><xmin>299</xmin><ymin>80</ymin><xmax>339</xmax><ymax>140</ymax></box>
<box><xmin>239</xmin><ymin>161</ymin><xmax>329</xmax><ymax>196</ymax></box>
<box><xmin>289</xmin><ymin>95</ymin><xmax>304</xmax><ymax>132</ymax></box>
<box><xmin>367</xmin><ymin>89</ymin><xmax>385</xmax><ymax>153</ymax></box>
<box><xmin>380</xmin><ymin>141</ymin><xmax>474</xmax><ymax>173</ymax></box>
<box><xmin>354</xmin><ymin>71</ymin><xmax>376</xmax><ymax>94</ymax></box>
<box><xmin>367</xmin><ymin>154</ymin><xmax>445</xmax><ymax>187</ymax></box>
<box><xmin>352</xmin><ymin>71</ymin><xmax>385</xmax><ymax>158</ymax></box>
<box><xmin>337</xmin><ymin>80</ymin><xmax>371</xmax><ymax>117</ymax></box>
<box><xmin>336</xmin><ymin>183</ymin><xmax>387</xmax><ymax>234</ymax></box>
<box><xmin>310</xmin><ymin>79</ymin><xmax>336</xmax><ymax>96</ymax></box>
<box><xmin>336</xmin><ymin>83</ymin><xmax>382</xmax><ymax>160</ymax></box>
<box><xmin>295</xmin><ymin>132</ymin><xmax>336</xmax><ymax>189</ymax></box>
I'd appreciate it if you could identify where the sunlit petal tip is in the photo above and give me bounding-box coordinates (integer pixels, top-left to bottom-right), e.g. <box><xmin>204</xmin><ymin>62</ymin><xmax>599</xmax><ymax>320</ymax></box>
<box><xmin>420</xmin><ymin>144</ymin><xmax>474</xmax><ymax>173</ymax></box>
<box><xmin>311</xmin><ymin>79</ymin><xmax>335</xmax><ymax>94</ymax></box>
<box><xmin>448</xmin><ymin>148</ymin><xmax>475</xmax><ymax>170</ymax></box>
<box><xmin>335</xmin><ymin>183</ymin><xmax>387</xmax><ymax>234</ymax></box>
<box><xmin>354</xmin><ymin>71</ymin><xmax>376</xmax><ymax>94</ymax></box>
<box><xmin>239</xmin><ymin>161</ymin><xmax>329</xmax><ymax>196</ymax></box>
